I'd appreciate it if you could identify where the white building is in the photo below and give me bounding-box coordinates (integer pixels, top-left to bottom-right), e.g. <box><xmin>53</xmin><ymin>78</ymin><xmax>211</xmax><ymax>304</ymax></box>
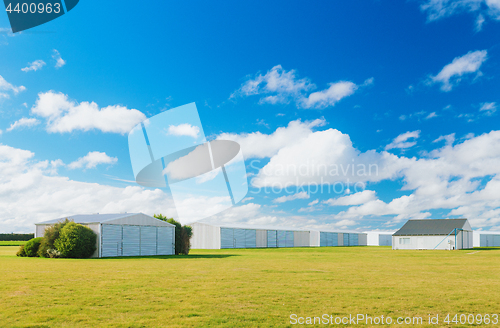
<box><xmin>190</xmin><ymin>222</ymin><xmax>367</xmax><ymax>249</ymax></box>
<box><xmin>35</xmin><ymin>213</ymin><xmax>175</xmax><ymax>258</ymax></box>
<box><xmin>392</xmin><ymin>219</ymin><xmax>473</xmax><ymax>250</ymax></box>
<box><xmin>473</xmin><ymin>231</ymin><xmax>500</xmax><ymax>247</ymax></box>
<box><xmin>364</xmin><ymin>231</ymin><xmax>395</xmax><ymax>246</ymax></box>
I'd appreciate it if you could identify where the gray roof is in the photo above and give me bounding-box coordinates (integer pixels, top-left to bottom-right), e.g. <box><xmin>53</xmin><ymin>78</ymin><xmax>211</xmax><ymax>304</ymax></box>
<box><xmin>393</xmin><ymin>219</ymin><xmax>471</xmax><ymax>236</ymax></box>
<box><xmin>36</xmin><ymin>213</ymin><xmax>138</xmax><ymax>225</ymax></box>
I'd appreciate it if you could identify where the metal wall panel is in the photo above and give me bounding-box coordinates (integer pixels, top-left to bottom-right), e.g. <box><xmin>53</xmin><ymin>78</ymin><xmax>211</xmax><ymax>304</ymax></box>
<box><xmin>320</xmin><ymin>232</ymin><xmax>327</xmax><ymax>247</ymax></box>
<box><xmin>350</xmin><ymin>233</ymin><xmax>359</xmax><ymax>246</ymax></box>
<box><xmin>157</xmin><ymin>226</ymin><xmax>174</xmax><ymax>255</ymax></box>
<box><xmin>122</xmin><ymin>225</ymin><xmax>140</xmax><ymax>256</ymax></box>
<box><xmin>267</xmin><ymin>230</ymin><xmax>277</xmax><ymax>248</ymax></box>
<box><xmin>221</xmin><ymin>228</ymin><xmax>234</xmax><ymax>249</ymax></box>
<box><xmin>331</xmin><ymin>233</ymin><xmax>338</xmax><ymax>246</ymax></box>
<box><xmin>102</xmin><ymin>225</ymin><xmax>122</xmax><ymax>257</ymax></box>
<box><xmin>234</xmin><ymin>229</ymin><xmax>246</xmax><ymax>248</ymax></box>
<box><xmin>256</xmin><ymin>230</ymin><xmax>267</xmax><ymax>247</ymax></box>
<box><xmin>277</xmin><ymin>230</ymin><xmax>286</xmax><ymax>247</ymax></box>
<box><xmin>337</xmin><ymin>233</ymin><xmax>343</xmax><ymax>246</ymax></box>
<box><xmin>343</xmin><ymin>233</ymin><xmax>349</xmax><ymax>246</ymax></box>
<box><xmin>494</xmin><ymin>235</ymin><xmax>500</xmax><ymax>246</ymax></box>
<box><xmin>245</xmin><ymin>229</ymin><xmax>257</xmax><ymax>248</ymax></box>
<box><xmin>285</xmin><ymin>231</ymin><xmax>294</xmax><ymax>248</ymax></box>
<box><xmin>293</xmin><ymin>231</ymin><xmax>310</xmax><ymax>247</ymax></box>
<box><xmin>141</xmin><ymin>226</ymin><xmax>157</xmax><ymax>256</ymax></box>
<box><xmin>379</xmin><ymin>234</ymin><xmax>392</xmax><ymax>246</ymax></box>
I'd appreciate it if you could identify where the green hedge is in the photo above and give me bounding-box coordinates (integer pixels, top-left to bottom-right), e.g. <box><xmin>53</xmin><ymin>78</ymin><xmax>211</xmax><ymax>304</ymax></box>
<box><xmin>23</xmin><ymin>237</ymin><xmax>43</xmax><ymax>257</ymax></box>
<box><xmin>0</xmin><ymin>233</ymin><xmax>34</xmax><ymax>241</ymax></box>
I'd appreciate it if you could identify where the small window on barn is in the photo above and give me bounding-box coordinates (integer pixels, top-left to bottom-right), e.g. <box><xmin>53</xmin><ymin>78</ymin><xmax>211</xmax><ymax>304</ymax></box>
<box><xmin>399</xmin><ymin>237</ymin><xmax>410</xmax><ymax>245</ymax></box>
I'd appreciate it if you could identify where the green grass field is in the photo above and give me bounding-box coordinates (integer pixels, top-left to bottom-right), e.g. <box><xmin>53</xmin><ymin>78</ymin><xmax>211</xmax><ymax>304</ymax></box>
<box><xmin>0</xmin><ymin>240</ymin><xmax>27</xmax><ymax>246</ymax></box>
<box><xmin>1</xmin><ymin>245</ymin><xmax>499</xmax><ymax>327</ymax></box>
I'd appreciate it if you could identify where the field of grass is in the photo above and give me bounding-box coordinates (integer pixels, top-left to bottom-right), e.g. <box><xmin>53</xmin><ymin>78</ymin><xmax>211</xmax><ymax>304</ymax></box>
<box><xmin>1</xmin><ymin>245</ymin><xmax>500</xmax><ymax>327</ymax></box>
<box><xmin>0</xmin><ymin>240</ymin><xmax>27</xmax><ymax>246</ymax></box>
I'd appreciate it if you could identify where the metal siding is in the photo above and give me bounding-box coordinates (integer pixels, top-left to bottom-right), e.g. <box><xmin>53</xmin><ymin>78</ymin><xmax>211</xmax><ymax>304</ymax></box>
<box><xmin>140</xmin><ymin>226</ymin><xmax>157</xmax><ymax>256</ymax></box>
<box><xmin>122</xmin><ymin>225</ymin><xmax>140</xmax><ymax>256</ymax></box>
<box><xmin>234</xmin><ymin>229</ymin><xmax>246</xmax><ymax>248</ymax></box>
<box><xmin>350</xmin><ymin>233</ymin><xmax>359</xmax><ymax>246</ymax></box>
<box><xmin>157</xmin><ymin>226</ymin><xmax>174</xmax><ymax>255</ymax></box>
<box><xmin>293</xmin><ymin>231</ymin><xmax>310</xmax><ymax>247</ymax></box>
<box><xmin>245</xmin><ymin>229</ymin><xmax>257</xmax><ymax>248</ymax></box>
<box><xmin>256</xmin><ymin>230</ymin><xmax>267</xmax><ymax>247</ymax></box>
<box><xmin>102</xmin><ymin>225</ymin><xmax>122</xmax><ymax>257</ymax></box>
<box><xmin>337</xmin><ymin>233</ymin><xmax>343</xmax><ymax>246</ymax></box>
<box><xmin>495</xmin><ymin>235</ymin><xmax>500</xmax><ymax>246</ymax></box>
<box><xmin>331</xmin><ymin>233</ymin><xmax>338</xmax><ymax>247</ymax></box>
<box><xmin>320</xmin><ymin>232</ymin><xmax>327</xmax><ymax>247</ymax></box>
<box><xmin>191</xmin><ymin>222</ymin><xmax>221</xmax><ymax>249</ymax></box>
<box><xmin>379</xmin><ymin>234</ymin><xmax>392</xmax><ymax>246</ymax></box>
<box><xmin>343</xmin><ymin>233</ymin><xmax>349</xmax><ymax>246</ymax></box>
<box><xmin>267</xmin><ymin>230</ymin><xmax>277</xmax><ymax>248</ymax></box>
<box><xmin>277</xmin><ymin>230</ymin><xmax>286</xmax><ymax>247</ymax></box>
<box><xmin>285</xmin><ymin>231</ymin><xmax>294</xmax><ymax>248</ymax></box>
<box><xmin>221</xmin><ymin>228</ymin><xmax>234</xmax><ymax>249</ymax></box>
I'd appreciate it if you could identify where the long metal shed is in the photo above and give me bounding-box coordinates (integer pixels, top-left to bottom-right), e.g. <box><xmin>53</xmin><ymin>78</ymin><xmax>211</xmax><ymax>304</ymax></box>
<box><xmin>392</xmin><ymin>218</ymin><xmax>473</xmax><ymax>250</ymax></box>
<box><xmin>473</xmin><ymin>231</ymin><xmax>500</xmax><ymax>247</ymax></box>
<box><xmin>364</xmin><ymin>231</ymin><xmax>396</xmax><ymax>246</ymax></box>
<box><xmin>191</xmin><ymin>222</ymin><xmax>311</xmax><ymax>249</ymax></box>
<box><xmin>309</xmin><ymin>230</ymin><xmax>367</xmax><ymax>247</ymax></box>
<box><xmin>35</xmin><ymin>213</ymin><xmax>175</xmax><ymax>258</ymax></box>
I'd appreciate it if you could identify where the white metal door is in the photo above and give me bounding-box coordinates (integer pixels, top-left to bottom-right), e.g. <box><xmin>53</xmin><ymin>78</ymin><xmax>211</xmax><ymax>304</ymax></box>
<box><xmin>140</xmin><ymin>226</ymin><xmax>157</xmax><ymax>256</ymax></box>
<box><xmin>157</xmin><ymin>226</ymin><xmax>174</xmax><ymax>255</ymax></box>
<box><xmin>102</xmin><ymin>225</ymin><xmax>122</xmax><ymax>257</ymax></box>
<box><xmin>122</xmin><ymin>225</ymin><xmax>140</xmax><ymax>256</ymax></box>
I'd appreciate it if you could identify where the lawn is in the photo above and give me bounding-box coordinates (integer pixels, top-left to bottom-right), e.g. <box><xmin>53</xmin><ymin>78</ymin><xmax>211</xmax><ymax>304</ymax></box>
<box><xmin>1</xmin><ymin>246</ymin><xmax>499</xmax><ymax>327</ymax></box>
<box><xmin>0</xmin><ymin>240</ymin><xmax>27</xmax><ymax>246</ymax></box>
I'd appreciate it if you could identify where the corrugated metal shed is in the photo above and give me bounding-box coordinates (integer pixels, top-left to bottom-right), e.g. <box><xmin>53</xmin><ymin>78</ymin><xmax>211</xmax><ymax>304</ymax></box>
<box><xmin>393</xmin><ymin>219</ymin><xmax>471</xmax><ymax>236</ymax></box>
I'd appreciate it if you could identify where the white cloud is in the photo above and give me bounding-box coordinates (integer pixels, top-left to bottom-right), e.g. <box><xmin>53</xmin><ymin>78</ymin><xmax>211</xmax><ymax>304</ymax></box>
<box><xmin>0</xmin><ymin>75</ymin><xmax>26</xmax><ymax>97</ymax></box>
<box><xmin>273</xmin><ymin>191</ymin><xmax>310</xmax><ymax>203</ymax></box>
<box><xmin>31</xmin><ymin>91</ymin><xmax>146</xmax><ymax>134</ymax></box>
<box><xmin>6</xmin><ymin>117</ymin><xmax>40</xmax><ymax>132</ymax></box>
<box><xmin>480</xmin><ymin>102</ymin><xmax>497</xmax><ymax>114</ymax></box>
<box><xmin>426</xmin><ymin>112</ymin><xmax>438</xmax><ymax>119</ymax></box>
<box><xmin>420</xmin><ymin>0</ymin><xmax>500</xmax><ymax>29</ymax></box>
<box><xmin>385</xmin><ymin>130</ymin><xmax>421</xmax><ymax>150</ymax></box>
<box><xmin>68</xmin><ymin>151</ymin><xmax>118</xmax><ymax>169</ymax></box>
<box><xmin>52</xmin><ymin>49</ymin><xmax>66</xmax><ymax>68</ymax></box>
<box><xmin>167</xmin><ymin>123</ymin><xmax>200</xmax><ymax>138</ymax></box>
<box><xmin>433</xmin><ymin>133</ymin><xmax>455</xmax><ymax>145</ymax></box>
<box><xmin>241</xmin><ymin>197</ymin><xmax>254</xmax><ymax>203</ymax></box>
<box><xmin>217</xmin><ymin>118</ymin><xmax>326</xmax><ymax>159</ymax></box>
<box><xmin>308</xmin><ymin>199</ymin><xmax>319</xmax><ymax>206</ymax></box>
<box><xmin>429</xmin><ymin>50</ymin><xmax>487</xmax><ymax>92</ymax></box>
<box><xmin>21</xmin><ymin>60</ymin><xmax>46</xmax><ymax>72</ymax></box>
<box><xmin>324</xmin><ymin>190</ymin><xmax>377</xmax><ymax>206</ymax></box>
<box><xmin>231</xmin><ymin>65</ymin><xmax>367</xmax><ymax>109</ymax></box>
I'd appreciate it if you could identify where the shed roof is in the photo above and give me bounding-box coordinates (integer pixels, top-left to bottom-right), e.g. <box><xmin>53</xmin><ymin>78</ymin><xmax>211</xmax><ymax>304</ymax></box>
<box><xmin>393</xmin><ymin>219</ymin><xmax>471</xmax><ymax>236</ymax></box>
<box><xmin>35</xmin><ymin>213</ymin><xmax>174</xmax><ymax>227</ymax></box>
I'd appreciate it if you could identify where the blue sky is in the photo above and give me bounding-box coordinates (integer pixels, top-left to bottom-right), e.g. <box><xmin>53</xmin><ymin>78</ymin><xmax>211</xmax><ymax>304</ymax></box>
<box><xmin>1</xmin><ymin>0</ymin><xmax>500</xmax><ymax>233</ymax></box>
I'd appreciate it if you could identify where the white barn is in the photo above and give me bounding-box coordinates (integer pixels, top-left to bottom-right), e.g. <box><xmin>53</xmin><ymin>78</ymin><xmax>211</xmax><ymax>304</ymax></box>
<box><xmin>35</xmin><ymin>213</ymin><xmax>175</xmax><ymax>258</ymax></box>
<box><xmin>392</xmin><ymin>219</ymin><xmax>473</xmax><ymax>250</ymax></box>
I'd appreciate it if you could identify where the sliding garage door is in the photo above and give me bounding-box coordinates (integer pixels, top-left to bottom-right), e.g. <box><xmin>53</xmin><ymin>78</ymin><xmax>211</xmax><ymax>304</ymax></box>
<box><xmin>157</xmin><ymin>226</ymin><xmax>174</xmax><ymax>255</ymax></box>
<box><xmin>285</xmin><ymin>231</ymin><xmax>294</xmax><ymax>248</ymax></box>
<box><xmin>379</xmin><ymin>234</ymin><xmax>392</xmax><ymax>246</ymax></box>
<box><xmin>267</xmin><ymin>230</ymin><xmax>277</xmax><ymax>248</ymax></box>
<box><xmin>320</xmin><ymin>232</ymin><xmax>339</xmax><ymax>247</ymax></box>
<box><xmin>141</xmin><ymin>226</ymin><xmax>157</xmax><ymax>256</ymax></box>
<box><xmin>245</xmin><ymin>229</ymin><xmax>256</xmax><ymax>248</ymax></box>
<box><xmin>102</xmin><ymin>225</ymin><xmax>122</xmax><ymax>257</ymax></box>
<box><xmin>221</xmin><ymin>228</ymin><xmax>234</xmax><ymax>249</ymax></box>
<box><xmin>122</xmin><ymin>225</ymin><xmax>140</xmax><ymax>256</ymax></box>
<box><xmin>277</xmin><ymin>230</ymin><xmax>286</xmax><ymax>247</ymax></box>
<box><xmin>350</xmin><ymin>233</ymin><xmax>359</xmax><ymax>246</ymax></box>
<box><xmin>234</xmin><ymin>229</ymin><xmax>246</xmax><ymax>248</ymax></box>
<box><xmin>343</xmin><ymin>233</ymin><xmax>350</xmax><ymax>246</ymax></box>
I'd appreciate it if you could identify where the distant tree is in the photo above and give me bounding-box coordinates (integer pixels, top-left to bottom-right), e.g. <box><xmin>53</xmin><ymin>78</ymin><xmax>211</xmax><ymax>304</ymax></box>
<box><xmin>154</xmin><ymin>214</ymin><xmax>192</xmax><ymax>255</ymax></box>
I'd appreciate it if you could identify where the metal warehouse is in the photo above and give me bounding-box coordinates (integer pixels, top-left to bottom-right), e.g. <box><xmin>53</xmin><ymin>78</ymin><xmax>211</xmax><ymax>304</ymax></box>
<box><xmin>191</xmin><ymin>222</ymin><xmax>367</xmax><ymax>249</ymax></box>
<box><xmin>35</xmin><ymin>213</ymin><xmax>175</xmax><ymax>258</ymax></box>
<box><xmin>473</xmin><ymin>231</ymin><xmax>500</xmax><ymax>247</ymax></box>
<box><xmin>364</xmin><ymin>231</ymin><xmax>395</xmax><ymax>246</ymax></box>
<box><xmin>392</xmin><ymin>219</ymin><xmax>473</xmax><ymax>250</ymax></box>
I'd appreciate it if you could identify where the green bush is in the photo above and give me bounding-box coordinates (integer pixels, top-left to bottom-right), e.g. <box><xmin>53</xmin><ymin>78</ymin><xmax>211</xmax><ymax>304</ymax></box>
<box><xmin>16</xmin><ymin>245</ymin><xmax>27</xmax><ymax>257</ymax></box>
<box><xmin>23</xmin><ymin>237</ymin><xmax>43</xmax><ymax>257</ymax></box>
<box><xmin>54</xmin><ymin>222</ymin><xmax>97</xmax><ymax>258</ymax></box>
<box><xmin>154</xmin><ymin>214</ymin><xmax>192</xmax><ymax>255</ymax></box>
<box><xmin>38</xmin><ymin>219</ymin><xmax>70</xmax><ymax>258</ymax></box>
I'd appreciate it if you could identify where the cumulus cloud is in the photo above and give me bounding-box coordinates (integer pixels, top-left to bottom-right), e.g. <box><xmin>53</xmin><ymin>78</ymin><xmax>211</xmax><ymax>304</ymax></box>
<box><xmin>31</xmin><ymin>91</ymin><xmax>146</xmax><ymax>134</ymax></box>
<box><xmin>0</xmin><ymin>75</ymin><xmax>26</xmax><ymax>98</ymax></box>
<box><xmin>385</xmin><ymin>130</ymin><xmax>421</xmax><ymax>150</ymax></box>
<box><xmin>428</xmin><ymin>50</ymin><xmax>487</xmax><ymax>92</ymax></box>
<box><xmin>21</xmin><ymin>60</ymin><xmax>46</xmax><ymax>72</ymax></box>
<box><xmin>6</xmin><ymin>117</ymin><xmax>40</xmax><ymax>132</ymax></box>
<box><xmin>68</xmin><ymin>151</ymin><xmax>118</xmax><ymax>169</ymax></box>
<box><xmin>273</xmin><ymin>191</ymin><xmax>310</xmax><ymax>203</ymax></box>
<box><xmin>230</xmin><ymin>65</ymin><xmax>369</xmax><ymax>109</ymax></box>
<box><xmin>324</xmin><ymin>190</ymin><xmax>377</xmax><ymax>206</ymax></box>
<box><xmin>420</xmin><ymin>0</ymin><xmax>500</xmax><ymax>30</ymax></box>
<box><xmin>167</xmin><ymin>123</ymin><xmax>200</xmax><ymax>138</ymax></box>
<box><xmin>52</xmin><ymin>49</ymin><xmax>66</xmax><ymax>68</ymax></box>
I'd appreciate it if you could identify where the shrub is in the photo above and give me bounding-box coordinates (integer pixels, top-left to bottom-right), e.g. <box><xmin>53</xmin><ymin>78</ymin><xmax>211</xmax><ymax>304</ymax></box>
<box><xmin>38</xmin><ymin>219</ymin><xmax>70</xmax><ymax>258</ymax></box>
<box><xmin>54</xmin><ymin>222</ymin><xmax>97</xmax><ymax>258</ymax></box>
<box><xmin>16</xmin><ymin>245</ymin><xmax>27</xmax><ymax>257</ymax></box>
<box><xmin>154</xmin><ymin>214</ymin><xmax>193</xmax><ymax>255</ymax></box>
<box><xmin>23</xmin><ymin>237</ymin><xmax>43</xmax><ymax>257</ymax></box>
